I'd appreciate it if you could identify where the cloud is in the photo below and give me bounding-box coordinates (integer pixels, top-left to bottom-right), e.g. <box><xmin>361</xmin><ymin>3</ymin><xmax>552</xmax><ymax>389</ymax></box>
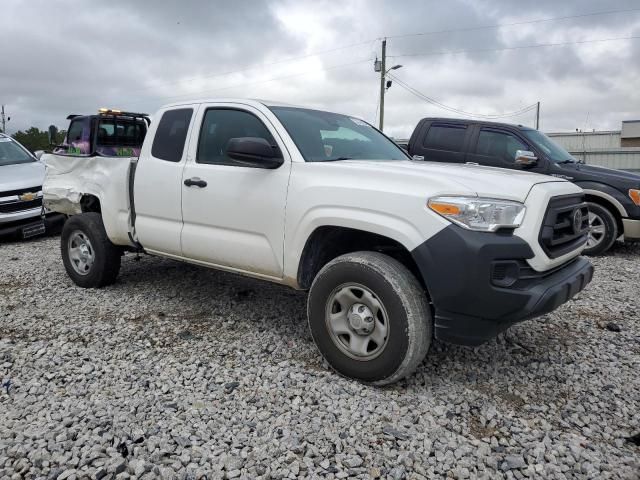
<box><xmin>1</xmin><ymin>0</ymin><xmax>639</xmax><ymax>138</ymax></box>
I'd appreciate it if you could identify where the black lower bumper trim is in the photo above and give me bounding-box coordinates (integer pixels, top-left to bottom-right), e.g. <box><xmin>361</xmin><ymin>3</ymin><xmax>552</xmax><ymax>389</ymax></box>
<box><xmin>411</xmin><ymin>225</ymin><xmax>594</xmax><ymax>346</ymax></box>
<box><xmin>0</xmin><ymin>213</ymin><xmax>66</xmax><ymax>239</ymax></box>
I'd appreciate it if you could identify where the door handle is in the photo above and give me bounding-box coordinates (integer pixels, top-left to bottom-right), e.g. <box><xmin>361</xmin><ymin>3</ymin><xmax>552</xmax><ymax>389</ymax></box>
<box><xmin>184</xmin><ymin>177</ymin><xmax>207</xmax><ymax>188</ymax></box>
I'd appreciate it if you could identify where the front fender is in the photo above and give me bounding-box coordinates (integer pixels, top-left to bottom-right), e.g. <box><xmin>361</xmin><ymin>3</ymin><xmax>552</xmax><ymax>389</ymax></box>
<box><xmin>576</xmin><ymin>181</ymin><xmax>630</xmax><ymax>217</ymax></box>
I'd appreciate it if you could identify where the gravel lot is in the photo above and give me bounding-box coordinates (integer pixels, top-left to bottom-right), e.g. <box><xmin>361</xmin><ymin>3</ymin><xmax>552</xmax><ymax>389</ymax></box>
<box><xmin>1</xmin><ymin>235</ymin><xmax>638</xmax><ymax>479</ymax></box>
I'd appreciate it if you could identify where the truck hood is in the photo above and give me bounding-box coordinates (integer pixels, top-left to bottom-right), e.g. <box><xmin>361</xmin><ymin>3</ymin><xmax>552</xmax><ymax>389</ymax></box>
<box><xmin>333</xmin><ymin>159</ymin><xmax>566</xmax><ymax>202</ymax></box>
<box><xmin>0</xmin><ymin>161</ymin><xmax>45</xmax><ymax>192</ymax></box>
<box><xmin>555</xmin><ymin>162</ymin><xmax>640</xmax><ymax>188</ymax></box>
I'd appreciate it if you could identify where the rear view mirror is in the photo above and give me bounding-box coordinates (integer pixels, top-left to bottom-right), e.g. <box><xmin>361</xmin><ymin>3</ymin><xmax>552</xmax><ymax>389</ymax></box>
<box><xmin>226</xmin><ymin>137</ymin><xmax>283</xmax><ymax>169</ymax></box>
<box><xmin>514</xmin><ymin>150</ymin><xmax>538</xmax><ymax>167</ymax></box>
<box><xmin>34</xmin><ymin>150</ymin><xmax>45</xmax><ymax>160</ymax></box>
<box><xmin>48</xmin><ymin>125</ymin><xmax>59</xmax><ymax>145</ymax></box>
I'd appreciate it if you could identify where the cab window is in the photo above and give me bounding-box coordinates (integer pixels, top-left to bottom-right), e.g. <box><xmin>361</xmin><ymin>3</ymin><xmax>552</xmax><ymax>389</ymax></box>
<box><xmin>67</xmin><ymin>120</ymin><xmax>84</xmax><ymax>144</ymax></box>
<box><xmin>423</xmin><ymin>125</ymin><xmax>466</xmax><ymax>152</ymax></box>
<box><xmin>151</xmin><ymin>108</ymin><xmax>193</xmax><ymax>162</ymax></box>
<box><xmin>197</xmin><ymin>109</ymin><xmax>275</xmax><ymax>166</ymax></box>
<box><xmin>476</xmin><ymin>129</ymin><xmax>527</xmax><ymax>163</ymax></box>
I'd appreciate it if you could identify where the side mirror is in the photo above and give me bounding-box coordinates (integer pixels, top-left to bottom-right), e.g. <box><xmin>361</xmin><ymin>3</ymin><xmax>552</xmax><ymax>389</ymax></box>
<box><xmin>226</xmin><ymin>137</ymin><xmax>283</xmax><ymax>169</ymax></box>
<box><xmin>48</xmin><ymin>125</ymin><xmax>59</xmax><ymax>145</ymax></box>
<box><xmin>34</xmin><ymin>150</ymin><xmax>45</xmax><ymax>160</ymax></box>
<box><xmin>514</xmin><ymin>150</ymin><xmax>538</xmax><ymax>167</ymax></box>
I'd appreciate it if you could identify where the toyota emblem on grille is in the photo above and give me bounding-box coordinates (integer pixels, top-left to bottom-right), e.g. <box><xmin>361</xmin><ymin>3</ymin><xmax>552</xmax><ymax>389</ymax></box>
<box><xmin>572</xmin><ymin>209</ymin><xmax>583</xmax><ymax>233</ymax></box>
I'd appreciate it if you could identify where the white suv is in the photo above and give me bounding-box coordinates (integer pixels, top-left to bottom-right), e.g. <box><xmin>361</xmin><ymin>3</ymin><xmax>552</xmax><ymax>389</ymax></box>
<box><xmin>0</xmin><ymin>133</ymin><xmax>64</xmax><ymax>239</ymax></box>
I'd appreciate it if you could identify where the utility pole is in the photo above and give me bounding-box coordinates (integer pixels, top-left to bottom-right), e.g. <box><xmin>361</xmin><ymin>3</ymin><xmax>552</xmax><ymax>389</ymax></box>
<box><xmin>379</xmin><ymin>39</ymin><xmax>387</xmax><ymax>131</ymax></box>
<box><xmin>374</xmin><ymin>39</ymin><xmax>402</xmax><ymax>132</ymax></box>
<box><xmin>535</xmin><ymin>101</ymin><xmax>540</xmax><ymax>130</ymax></box>
<box><xmin>1</xmin><ymin>105</ymin><xmax>6</xmax><ymax>134</ymax></box>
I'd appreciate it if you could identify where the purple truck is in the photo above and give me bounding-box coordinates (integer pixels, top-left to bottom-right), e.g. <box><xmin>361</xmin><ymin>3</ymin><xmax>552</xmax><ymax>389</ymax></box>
<box><xmin>54</xmin><ymin>109</ymin><xmax>149</xmax><ymax>157</ymax></box>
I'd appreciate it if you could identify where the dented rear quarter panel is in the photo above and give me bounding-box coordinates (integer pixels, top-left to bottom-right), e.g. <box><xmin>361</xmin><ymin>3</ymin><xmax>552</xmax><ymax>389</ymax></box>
<box><xmin>42</xmin><ymin>153</ymin><xmax>135</xmax><ymax>246</ymax></box>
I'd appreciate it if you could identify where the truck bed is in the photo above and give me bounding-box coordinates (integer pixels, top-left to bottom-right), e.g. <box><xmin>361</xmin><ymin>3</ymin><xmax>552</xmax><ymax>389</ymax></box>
<box><xmin>42</xmin><ymin>153</ymin><xmax>136</xmax><ymax>246</ymax></box>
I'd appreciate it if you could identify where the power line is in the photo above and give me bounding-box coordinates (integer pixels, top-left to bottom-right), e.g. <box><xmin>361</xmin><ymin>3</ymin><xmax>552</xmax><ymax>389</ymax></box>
<box><xmin>387</xmin><ymin>73</ymin><xmax>538</xmax><ymax>119</ymax></box>
<box><xmin>119</xmin><ymin>8</ymin><xmax>640</xmax><ymax>96</ymax></box>
<box><xmin>126</xmin><ymin>40</ymin><xmax>375</xmax><ymax>94</ymax></box>
<box><xmin>389</xmin><ymin>34</ymin><xmax>640</xmax><ymax>58</ymax></box>
<box><xmin>386</xmin><ymin>7</ymin><xmax>640</xmax><ymax>40</ymax></box>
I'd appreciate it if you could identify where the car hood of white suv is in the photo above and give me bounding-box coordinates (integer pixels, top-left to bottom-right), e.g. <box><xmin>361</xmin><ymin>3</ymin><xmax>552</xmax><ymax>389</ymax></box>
<box><xmin>326</xmin><ymin>159</ymin><xmax>565</xmax><ymax>202</ymax></box>
<box><xmin>1</xmin><ymin>161</ymin><xmax>46</xmax><ymax>192</ymax></box>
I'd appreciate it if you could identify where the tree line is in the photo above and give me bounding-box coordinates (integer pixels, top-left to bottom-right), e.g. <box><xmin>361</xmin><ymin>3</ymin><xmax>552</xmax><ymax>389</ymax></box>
<box><xmin>10</xmin><ymin>127</ymin><xmax>66</xmax><ymax>153</ymax></box>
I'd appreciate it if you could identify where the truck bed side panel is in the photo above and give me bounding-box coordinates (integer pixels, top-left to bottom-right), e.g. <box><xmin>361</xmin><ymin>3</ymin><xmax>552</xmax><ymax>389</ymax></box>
<box><xmin>42</xmin><ymin>153</ymin><xmax>134</xmax><ymax>246</ymax></box>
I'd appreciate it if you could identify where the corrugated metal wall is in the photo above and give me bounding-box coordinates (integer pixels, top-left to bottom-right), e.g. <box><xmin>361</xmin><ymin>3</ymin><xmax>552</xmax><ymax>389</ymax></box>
<box><xmin>547</xmin><ymin>131</ymin><xmax>640</xmax><ymax>172</ymax></box>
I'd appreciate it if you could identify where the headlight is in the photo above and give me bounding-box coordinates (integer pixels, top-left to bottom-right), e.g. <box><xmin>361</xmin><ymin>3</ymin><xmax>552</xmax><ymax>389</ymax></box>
<box><xmin>629</xmin><ymin>189</ymin><xmax>640</xmax><ymax>206</ymax></box>
<box><xmin>428</xmin><ymin>196</ymin><xmax>526</xmax><ymax>232</ymax></box>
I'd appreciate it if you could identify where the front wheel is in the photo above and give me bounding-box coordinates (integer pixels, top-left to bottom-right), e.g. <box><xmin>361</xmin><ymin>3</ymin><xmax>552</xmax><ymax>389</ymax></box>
<box><xmin>307</xmin><ymin>251</ymin><xmax>432</xmax><ymax>385</ymax></box>
<box><xmin>584</xmin><ymin>202</ymin><xmax>618</xmax><ymax>256</ymax></box>
<box><xmin>61</xmin><ymin>213</ymin><xmax>122</xmax><ymax>288</ymax></box>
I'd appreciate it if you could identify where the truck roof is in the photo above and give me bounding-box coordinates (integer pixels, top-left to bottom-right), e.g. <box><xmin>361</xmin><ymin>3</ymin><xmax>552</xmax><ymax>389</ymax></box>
<box><xmin>162</xmin><ymin>98</ymin><xmax>304</xmax><ymax>109</ymax></box>
<box><xmin>419</xmin><ymin>117</ymin><xmax>535</xmax><ymax>131</ymax></box>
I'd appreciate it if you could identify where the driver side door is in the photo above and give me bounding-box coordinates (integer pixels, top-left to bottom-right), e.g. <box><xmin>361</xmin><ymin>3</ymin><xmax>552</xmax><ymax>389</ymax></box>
<box><xmin>180</xmin><ymin>104</ymin><xmax>291</xmax><ymax>279</ymax></box>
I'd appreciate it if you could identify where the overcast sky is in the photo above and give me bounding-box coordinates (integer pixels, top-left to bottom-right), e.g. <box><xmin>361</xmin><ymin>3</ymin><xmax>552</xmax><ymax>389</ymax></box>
<box><xmin>2</xmin><ymin>0</ymin><xmax>640</xmax><ymax>138</ymax></box>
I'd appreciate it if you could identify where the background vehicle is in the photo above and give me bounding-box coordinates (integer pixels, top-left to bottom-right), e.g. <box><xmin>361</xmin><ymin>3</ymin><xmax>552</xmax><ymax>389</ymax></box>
<box><xmin>42</xmin><ymin>100</ymin><xmax>593</xmax><ymax>384</ymax></box>
<box><xmin>54</xmin><ymin>108</ymin><xmax>149</xmax><ymax>157</ymax></box>
<box><xmin>408</xmin><ymin>118</ymin><xmax>640</xmax><ymax>255</ymax></box>
<box><xmin>0</xmin><ymin>133</ymin><xmax>65</xmax><ymax>239</ymax></box>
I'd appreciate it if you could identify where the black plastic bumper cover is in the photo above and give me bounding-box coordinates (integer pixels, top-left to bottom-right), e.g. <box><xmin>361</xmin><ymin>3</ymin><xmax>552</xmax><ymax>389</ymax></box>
<box><xmin>0</xmin><ymin>213</ymin><xmax>66</xmax><ymax>238</ymax></box>
<box><xmin>411</xmin><ymin>225</ymin><xmax>594</xmax><ymax>346</ymax></box>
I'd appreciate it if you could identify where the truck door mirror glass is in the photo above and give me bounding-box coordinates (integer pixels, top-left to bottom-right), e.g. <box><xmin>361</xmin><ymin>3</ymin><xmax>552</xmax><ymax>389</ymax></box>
<box><xmin>48</xmin><ymin>125</ymin><xmax>59</xmax><ymax>146</ymax></box>
<box><xmin>226</xmin><ymin>137</ymin><xmax>284</xmax><ymax>169</ymax></box>
<box><xmin>514</xmin><ymin>150</ymin><xmax>538</xmax><ymax>167</ymax></box>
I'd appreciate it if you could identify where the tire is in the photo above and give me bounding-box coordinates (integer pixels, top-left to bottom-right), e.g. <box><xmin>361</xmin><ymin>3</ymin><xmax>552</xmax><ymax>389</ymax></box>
<box><xmin>307</xmin><ymin>251</ymin><xmax>431</xmax><ymax>385</ymax></box>
<box><xmin>584</xmin><ymin>202</ymin><xmax>618</xmax><ymax>256</ymax></box>
<box><xmin>60</xmin><ymin>213</ymin><xmax>122</xmax><ymax>288</ymax></box>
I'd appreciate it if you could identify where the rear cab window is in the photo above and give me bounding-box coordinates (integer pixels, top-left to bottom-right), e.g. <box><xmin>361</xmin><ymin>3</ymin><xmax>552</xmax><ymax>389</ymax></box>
<box><xmin>151</xmin><ymin>108</ymin><xmax>194</xmax><ymax>162</ymax></box>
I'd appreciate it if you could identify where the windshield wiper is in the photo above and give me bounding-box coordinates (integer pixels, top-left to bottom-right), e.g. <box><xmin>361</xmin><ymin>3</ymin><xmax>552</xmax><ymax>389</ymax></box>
<box><xmin>556</xmin><ymin>159</ymin><xmax>576</xmax><ymax>164</ymax></box>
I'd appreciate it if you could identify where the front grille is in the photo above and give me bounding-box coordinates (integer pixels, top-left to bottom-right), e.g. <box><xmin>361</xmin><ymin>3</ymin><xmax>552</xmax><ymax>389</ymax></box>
<box><xmin>0</xmin><ymin>198</ymin><xmax>43</xmax><ymax>214</ymax></box>
<box><xmin>539</xmin><ymin>194</ymin><xmax>589</xmax><ymax>259</ymax></box>
<box><xmin>0</xmin><ymin>186</ymin><xmax>42</xmax><ymax>197</ymax></box>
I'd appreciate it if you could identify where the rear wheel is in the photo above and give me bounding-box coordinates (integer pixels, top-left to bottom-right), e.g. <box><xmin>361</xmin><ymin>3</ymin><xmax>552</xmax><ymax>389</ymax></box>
<box><xmin>307</xmin><ymin>251</ymin><xmax>431</xmax><ymax>385</ymax></box>
<box><xmin>61</xmin><ymin>213</ymin><xmax>122</xmax><ymax>288</ymax></box>
<box><xmin>584</xmin><ymin>202</ymin><xmax>618</xmax><ymax>256</ymax></box>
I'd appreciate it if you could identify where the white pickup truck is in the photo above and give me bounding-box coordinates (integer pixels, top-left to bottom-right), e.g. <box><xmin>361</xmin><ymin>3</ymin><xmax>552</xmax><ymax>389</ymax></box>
<box><xmin>43</xmin><ymin>99</ymin><xmax>594</xmax><ymax>384</ymax></box>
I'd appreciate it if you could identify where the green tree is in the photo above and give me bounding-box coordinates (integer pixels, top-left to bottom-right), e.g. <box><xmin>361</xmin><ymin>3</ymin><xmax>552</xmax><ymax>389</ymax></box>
<box><xmin>12</xmin><ymin>127</ymin><xmax>66</xmax><ymax>153</ymax></box>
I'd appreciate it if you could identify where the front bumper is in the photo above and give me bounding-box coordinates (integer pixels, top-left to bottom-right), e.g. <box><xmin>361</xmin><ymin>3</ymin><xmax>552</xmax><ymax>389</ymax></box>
<box><xmin>411</xmin><ymin>225</ymin><xmax>594</xmax><ymax>346</ymax></box>
<box><xmin>0</xmin><ymin>211</ymin><xmax>66</xmax><ymax>239</ymax></box>
<box><xmin>622</xmin><ymin>218</ymin><xmax>640</xmax><ymax>241</ymax></box>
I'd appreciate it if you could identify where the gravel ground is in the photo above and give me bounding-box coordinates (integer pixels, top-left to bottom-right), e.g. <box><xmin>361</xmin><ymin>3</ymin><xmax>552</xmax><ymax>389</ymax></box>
<box><xmin>0</xmin><ymin>235</ymin><xmax>638</xmax><ymax>480</ymax></box>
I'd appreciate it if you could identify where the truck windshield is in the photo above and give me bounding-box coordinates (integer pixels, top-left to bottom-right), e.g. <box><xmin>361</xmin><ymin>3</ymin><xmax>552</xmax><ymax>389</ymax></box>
<box><xmin>269</xmin><ymin>106</ymin><xmax>409</xmax><ymax>162</ymax></box>
<box><xmin>0</xmin><ymin>138</ymin><xmax>35</xmax><ymax>166</ymax></box>
<box><xmin>523</xmin><ymin>130</ymin><xmax>576</xmax><ymax>163</ymax></box>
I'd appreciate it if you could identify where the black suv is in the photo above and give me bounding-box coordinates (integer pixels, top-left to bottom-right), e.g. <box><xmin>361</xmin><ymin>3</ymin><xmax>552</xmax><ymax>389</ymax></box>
<box><xmin>408</xmin><ymin>118</ymin><xmax>640</xmax><ymax>255</ymax></box>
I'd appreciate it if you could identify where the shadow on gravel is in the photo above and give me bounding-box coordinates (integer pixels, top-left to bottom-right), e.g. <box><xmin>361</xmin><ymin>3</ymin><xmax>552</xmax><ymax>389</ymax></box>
<box><xmin>107</xmin><ymin>253</ymin><xmax>588</xmax><ymax>389</ymax></box>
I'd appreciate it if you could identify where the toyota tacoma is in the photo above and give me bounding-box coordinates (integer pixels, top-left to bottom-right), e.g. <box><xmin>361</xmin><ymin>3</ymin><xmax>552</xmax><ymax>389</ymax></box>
<box><xmin>42</xmin><ymin>100</ymin><xmax>594</xmax><ymax>384</ymax></box>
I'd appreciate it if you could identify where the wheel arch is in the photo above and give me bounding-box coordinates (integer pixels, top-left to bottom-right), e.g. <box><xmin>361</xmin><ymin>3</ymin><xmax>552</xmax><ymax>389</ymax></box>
<box><xmin>296</xmin><ymin>225</ymin><xmax>427</xmax><ymax>292</ymax></box>
<box><xmin>80</xmin><ymin>194</ymin><xmax>102</xmax><ymax>213</ymax></box>
<box><xmin>583</xmin><ymin>191</ymin><xmax>623</xmax><ymax>233</ymax></box>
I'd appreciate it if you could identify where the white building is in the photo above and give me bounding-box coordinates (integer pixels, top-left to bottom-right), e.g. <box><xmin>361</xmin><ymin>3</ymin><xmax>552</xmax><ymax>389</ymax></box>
<box><xmin>547</xmin><ymin>120</ymin><xmax>640</xmax><ymax>171</ymax></box>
